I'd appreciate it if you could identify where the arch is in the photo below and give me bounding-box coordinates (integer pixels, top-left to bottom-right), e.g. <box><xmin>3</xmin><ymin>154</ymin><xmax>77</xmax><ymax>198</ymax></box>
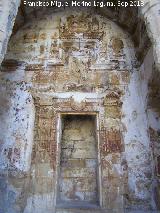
<box><xmin>0</xmin><ymin>1</ymin><xmax>160</xmax><ymax>212</ymax></box>
<box><xmin>1</xmin><ymin>0</ymin><xmax>159</xmax><ymax>67</ymax></box>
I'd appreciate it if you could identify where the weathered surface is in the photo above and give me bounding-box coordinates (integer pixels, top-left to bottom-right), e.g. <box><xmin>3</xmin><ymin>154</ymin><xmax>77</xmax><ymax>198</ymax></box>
<box><xmin>0</xmin><ymin>6</ymin><xmax>159</xmax><ymax>213</ymax></box>
<box><xmin>58</xmin><ymin>115</ymin><xmax>98</xmax><ymax>205</ymax></box>
<box><xmin>0</xmin><ymin>0</ymin><xmax>20</xmax><ymax>64</ymax></box>
<box><xmin>0</xmin><ymin>0</ymin><xmax>160</xmax><ymax>72</ymax></box>
<box><xmin>141</xmin><ymin>0</ymin><xmax>160</xmax><ymax>70</ymax></box>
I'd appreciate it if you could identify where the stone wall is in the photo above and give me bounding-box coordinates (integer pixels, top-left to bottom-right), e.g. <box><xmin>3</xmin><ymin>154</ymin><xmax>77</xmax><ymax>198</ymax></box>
<box><xmin>0</xmin><ymin>9</ymin><xmax>158</xmax><ymax>212</ymax></box>
<box><xmin>0</xmin><ymin>0</ymin><xmax>160</xmax><ymax>71</ymax></box>
<box><xmin>58</xmin><ymin>115</ymin><xmax>98</xmax><ymax>205</ymax></box>
<box><xmin>141</xmin><ymin>0</ymin><xmax>160</xmax><ymax>71</ymax></box>
<box><xmin>0</xmin><ymin>0</ymin><xmax>20</xmax><ymax>64</ymax></box>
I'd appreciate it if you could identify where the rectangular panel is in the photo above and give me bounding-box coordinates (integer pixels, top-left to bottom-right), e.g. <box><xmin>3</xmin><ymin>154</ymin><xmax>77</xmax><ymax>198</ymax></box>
<box><xmin>57</xmin><ymin>114</ymin><xmax>99</xmax><ymax>207</ymax></box>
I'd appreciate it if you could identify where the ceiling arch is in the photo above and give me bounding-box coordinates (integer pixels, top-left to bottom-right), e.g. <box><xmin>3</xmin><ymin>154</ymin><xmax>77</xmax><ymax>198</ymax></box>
<box><xmin>1</xmin><ymin>0</ymin><xmax>160</xmax><ymax>68</ymax></box>
<box><xmin>10</xmin><ymin>0</ymin><xmax>150</xmax><ymax>64</ymax></box>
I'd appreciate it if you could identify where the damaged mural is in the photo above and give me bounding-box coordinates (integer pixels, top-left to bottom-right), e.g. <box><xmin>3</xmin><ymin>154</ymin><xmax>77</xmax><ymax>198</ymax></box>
<box><xmin>0</xmin><ymin>0</ymin><xmax>160</xmax><ymax>213</ymax></box>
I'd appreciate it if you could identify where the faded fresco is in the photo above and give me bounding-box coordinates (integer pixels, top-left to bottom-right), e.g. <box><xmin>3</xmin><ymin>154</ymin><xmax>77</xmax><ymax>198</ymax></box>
<box><xmin>0</xmin><ymin>1</ymin><xmax>160</xmax><ymax>213</ymax></box>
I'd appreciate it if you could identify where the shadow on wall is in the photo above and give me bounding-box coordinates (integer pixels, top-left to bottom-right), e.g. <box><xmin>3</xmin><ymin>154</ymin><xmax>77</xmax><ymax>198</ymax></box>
<box><xmin>148</xmin><ymin>69</ymin><xmax>160</xmax><ymax>116</ymax></box>
<box><xmin>148</xmin><ymin>68</ymin><xmax>160</xmax><ymax>210</ymax></box>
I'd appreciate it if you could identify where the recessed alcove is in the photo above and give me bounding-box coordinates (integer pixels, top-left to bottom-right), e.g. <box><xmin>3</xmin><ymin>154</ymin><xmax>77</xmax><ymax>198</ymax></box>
<box><xmin>56</xmin><ymin>114</ymin><xmax>100</xmax><ymax>209</ymax></box>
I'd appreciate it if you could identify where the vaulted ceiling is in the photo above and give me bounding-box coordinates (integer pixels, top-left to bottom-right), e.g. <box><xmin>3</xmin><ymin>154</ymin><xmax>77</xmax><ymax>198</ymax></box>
<box><xmin>11</xmin><ymin>0</ymin><xmax>151</xmax><ymax>63</ymax></box>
